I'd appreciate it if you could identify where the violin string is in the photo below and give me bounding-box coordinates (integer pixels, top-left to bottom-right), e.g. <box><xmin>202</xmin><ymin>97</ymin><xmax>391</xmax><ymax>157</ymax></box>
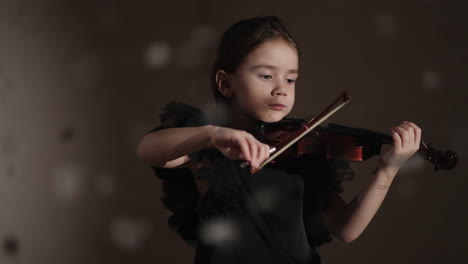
<box><xmin>323</xmin><ymin>118</ymin><xmax>391</xmax><ymax>136</ymax></box>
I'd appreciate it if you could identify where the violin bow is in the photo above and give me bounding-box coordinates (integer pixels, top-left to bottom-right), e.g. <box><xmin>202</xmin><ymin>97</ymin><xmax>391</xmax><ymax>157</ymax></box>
<box><xmin>247</xmin><ymin>91</ymin><xmax>351</xmax><ymax>174</ymax></box>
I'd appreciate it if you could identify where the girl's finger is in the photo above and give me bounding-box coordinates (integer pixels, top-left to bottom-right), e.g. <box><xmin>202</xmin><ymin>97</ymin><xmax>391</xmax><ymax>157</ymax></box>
<box><xmin>409</xmin><ymin>125</ymin><xmax>416</xmax><ymax>148</ymax></box>
<box><xmin>246</xmin><ymin>134</ymin><xmax>258</xmax><ymax>167</ymax></box>
<box><xmin>259</xmin><ymin>143</ymin><xmax>269</xmax><ymax>166</ymax></box>
<box><xmin>406</xmin><ymin>121</ymin><xmax>422</xmax><ymax>146</ymax></box>
<box><xmin>237</xmin><ymin>151</ymin><xmax>246</xmax><ymax>160</ymax></box>
<box><xmin>400</xmin><ymin>122</ymin><xmax>415</xmax><ymax>149</ymax></box>
<box><xmin>391</xmin><ymin>128</ymin><xmax>403</xmax><ymax>150</ymax></box>
<box><xmin>254</xmin><ymin>143</ymin><xmax>262</xmax><ymax>168</ymax></box>
<box><xmin>415</xmin><ymin>125</ymin><xmax>422</xmax><ymax>146</ymax></box>
<box><xmin>237</xmin><ymin>136</ymin><xmax>251</xmax><ymax>161</ymax></box>
<box><xmin>394</xmin><ymin>125</ymin><xmax>409</xmax><ymax>149</ymax></box>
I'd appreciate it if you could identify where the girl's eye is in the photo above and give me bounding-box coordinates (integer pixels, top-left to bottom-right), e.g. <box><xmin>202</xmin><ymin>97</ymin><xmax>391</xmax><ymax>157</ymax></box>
<box><xmin>260</xmin><ymin>75</ymin><xmax>272</xmax><ymax>80</ymax></box>
<box><xmin>287</xmin><ymin>79</ymin><xmax>296</xmax><ymax>84</ymax></box>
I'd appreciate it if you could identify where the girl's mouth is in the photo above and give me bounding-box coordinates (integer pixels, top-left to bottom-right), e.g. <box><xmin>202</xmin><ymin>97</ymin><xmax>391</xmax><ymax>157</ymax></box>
<box><xmin>268</xmin><ymin>104</ymin><xmax>286</xmax><ymax>110</ymax></box>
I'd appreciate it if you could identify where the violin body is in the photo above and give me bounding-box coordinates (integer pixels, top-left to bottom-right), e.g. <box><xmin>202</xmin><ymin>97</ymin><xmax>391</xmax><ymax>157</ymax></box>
<box><xmin>254</xmin><ymin>117</ymin><xmax>457</xmax><ymax>171</ymax></box>
<box><xmin>242</xmin><ymin>91</ymin><xmax>457</xmax><ymax>173</ymax></box>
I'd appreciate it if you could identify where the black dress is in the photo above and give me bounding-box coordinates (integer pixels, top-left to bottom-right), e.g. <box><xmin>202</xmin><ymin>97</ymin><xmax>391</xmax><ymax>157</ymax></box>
<box><xmin>147</xmin><ymin>101</ymin><xmax>351</xmax><ymax>264</ymax></box>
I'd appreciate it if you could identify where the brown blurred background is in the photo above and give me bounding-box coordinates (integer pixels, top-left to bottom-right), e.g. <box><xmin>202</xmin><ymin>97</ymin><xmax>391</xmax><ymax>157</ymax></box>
<box><xmin>1</xmin><ymin>0</ymin><xmax>467</xmax><ymax>263</ymax></box>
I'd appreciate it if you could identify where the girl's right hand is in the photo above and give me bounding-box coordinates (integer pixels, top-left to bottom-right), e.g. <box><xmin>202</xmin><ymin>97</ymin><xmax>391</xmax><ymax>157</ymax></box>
<box><xmin>209</xmin><ymin>126</ymin><xmax>270</xmax><ymax>169</ymax></box>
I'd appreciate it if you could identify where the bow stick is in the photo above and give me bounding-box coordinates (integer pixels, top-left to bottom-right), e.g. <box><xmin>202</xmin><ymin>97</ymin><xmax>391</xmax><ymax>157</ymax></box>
<box><xmin>243</xmin><ymin>91</ymin><xmax>351</xmax><ymax>174</ymax></box>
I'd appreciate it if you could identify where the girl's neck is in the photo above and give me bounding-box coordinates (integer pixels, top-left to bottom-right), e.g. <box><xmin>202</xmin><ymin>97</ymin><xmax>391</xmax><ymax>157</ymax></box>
<box><xmin>230</xmin><ymin>115</ymin><xmax>257</xmax><ymax>133</ymax></box>
<box><xmin>228</xmin><ymin>105</ymin><xmax>259</xmax><ymax>134</ymax></box>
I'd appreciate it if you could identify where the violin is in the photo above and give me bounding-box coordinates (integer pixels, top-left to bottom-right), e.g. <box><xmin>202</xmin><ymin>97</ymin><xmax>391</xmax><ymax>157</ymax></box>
<box><xmin>244</xmin><ymin>91</ymin><xmax>458</xmax><ymax>174</ymax></box>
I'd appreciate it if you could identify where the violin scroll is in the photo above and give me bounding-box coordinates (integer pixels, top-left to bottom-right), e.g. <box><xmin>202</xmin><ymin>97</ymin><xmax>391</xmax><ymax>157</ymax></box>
<box><xmin>421</xmin><ymin>142</ymin><xmax>458</xmax><ymax>171</ymax></box>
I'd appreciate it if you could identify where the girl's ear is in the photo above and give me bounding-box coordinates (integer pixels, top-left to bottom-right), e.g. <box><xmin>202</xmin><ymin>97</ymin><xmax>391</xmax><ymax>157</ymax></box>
<box><xmin>215</xmin><ymin>70</ymin><xmax>233</xmax><ymax>98</ymax></box>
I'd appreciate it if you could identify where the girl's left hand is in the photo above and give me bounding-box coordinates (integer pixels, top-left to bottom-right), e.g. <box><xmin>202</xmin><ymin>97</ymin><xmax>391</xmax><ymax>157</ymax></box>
<box><xmin>380</xmin><ymin>121</ymin><xmax>422</xmax><ymax>171</ymax></box>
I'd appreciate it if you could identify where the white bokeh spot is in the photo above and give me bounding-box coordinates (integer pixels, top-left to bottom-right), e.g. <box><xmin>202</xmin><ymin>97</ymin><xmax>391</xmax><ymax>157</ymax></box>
<box><xmin>177</xmin><ymin>40</ymin><xmax>203</xmax><ymax>68</ymax></box>
<box><xmin>400</xmin><ymin>154</ymin><xmax>426</xmax><ymax>173</ymax></box>
<box><xmin>330</xmin><ymin>0</ymin><xmax>348</xmax><ymax>8</ymax></box>
<box><xmin>144</xmin><ymin>41</ymin><xmax>172</xmax><ymax>69</ymax></box>
<box><xmin>253</xmin><ymin>187</ymin><xmax>279</xmax><ymax>212</ymax></box>
<box><xmin>177</xmin><ymin>24</ymin><xmax>216</xmax><ymax>68</ymax></box>
<box><xmin>52</xmin><ymin>162</ymin><xmax>86</xmax><ymax>202</ymax></box>
<box><xmin>375</xmin><ymin>13</ymin><xmax>398</xmax><ymax>38</ymax></box>
<box><xmin>202</xmin><ymin>101</ymin><xmax>230</xmax><ymax>126</ymax></box>
<box><xmin>198</xmin><ymin>217</ymin><xmax>239</xmax><ymax>246</ymax></box>
<box><xmin>190</xmin><ymin>24</ymin><xmax>216</xmax><ymax>47</ymax></box>
<box><xmin>110</xmin><ymin>216</ymin><xmax>152</xmax><ymax>252</ymax></box>
<box><xmin>95</xmin><ymin>171</ymin><xmax>116</xmax><ymax>197</ymax></box>
<box><xmin>421</xmin><ymin>70</ymin><xmax>443</xmax><ymax>91</ymax></box>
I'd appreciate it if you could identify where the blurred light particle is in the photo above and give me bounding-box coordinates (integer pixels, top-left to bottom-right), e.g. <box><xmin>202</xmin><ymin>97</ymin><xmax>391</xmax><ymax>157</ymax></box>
<box><xmin>189</xmin><ymin>25</ymin><xmax>216</xmax><ymax>47</ymax></box>
<box><xmin>375</xmin><ymin>13</ymin><xmax>398</xmax><ymax>38</ymax></box>
<box><xmin>421</xmin><ymin>70</ymin><xmax>443</xmax><ymax>91</ymax></box>
<box><xmin>397</xmin><ymin>155</ymin><xmax>425</xmax><ymax>200</ymax></box>
<box><xmin>330</xmin><ymin>0</ymin><xmax>348</xmax><ymax>8</ymax></box>
<box><xmin>198</xmin><ymin>217</ymin><xmax>239</xmax><ymax>246</ymax></box>
<box><xmin>202</xmin><ymin>101</ymin><xmax>230</xmax><ymax>126</ymax></box>
<box><xmin>59</xmin><ymin>127</ymin><xmax>76</xmax><ymax>143</ymax></box>
<box><xmin>144</xmin><ymin>42</ymin><xmax>172</xmax><ymax>69</ymax></box>
<box><xmin>176</xmin><ymin>25</ymin><xmax>216</xmax><ymax>69</ymax></box>
<box><xmin>176</xmin><ymin>40</ymin><xmax>203</xmax><ymax>68</ymax></box>
<box><xmin>400</xmin><ymin>154</ymin><xmax>425</xmax><ymax>172</ymax></box>
<box><xmin>72</xmin><ymin>52</ymin><xmax>102</xmax><ymax>90</ymax></box>
<box><xmin>52</xmin><ymin>162</ymin><xmax>85</xmax><ymax>202</ymax></box>
<box><xmin>109</xmin><ymin>216</ymin><xmax>152</xmax><ymax>252</ymax></box>
<box><xmin>96</xmin><ymin>172</ymin><xmax>116</xmax><ymax>197</ymax></box>
<box><xmin>252</xmin><ymin>187</ymin><xmax>278</xmax><ymax>212</ymax></box>
<box><xmin>3</xmin><ymin>236</ymin><xmax>19</xmax><ymax>256</ymax></box>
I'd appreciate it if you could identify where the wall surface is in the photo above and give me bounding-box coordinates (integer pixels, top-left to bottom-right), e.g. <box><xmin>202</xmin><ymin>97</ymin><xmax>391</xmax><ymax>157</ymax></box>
<box><xmin>1</xmin><ymin>0</ymin><xmax>467</xmax><ymax>263</ymax></box>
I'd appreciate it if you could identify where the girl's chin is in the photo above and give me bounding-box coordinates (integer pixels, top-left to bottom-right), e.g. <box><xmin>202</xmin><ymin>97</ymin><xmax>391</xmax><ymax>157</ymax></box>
<box><xmin>258</xmin><ymin>114</ymin><xmax>286</xmax><ymax>123</ymax></box>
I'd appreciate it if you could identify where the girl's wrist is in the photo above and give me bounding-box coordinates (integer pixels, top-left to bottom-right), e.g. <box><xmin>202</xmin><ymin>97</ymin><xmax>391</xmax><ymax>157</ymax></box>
<box><xmin>375</xmin><ymin>162</ymin><xmax>400</xmax><ymax>180</ymax></box>
<box><xmin>204</xmin><ymin>125</ymin><xmax>219</xmax><ymax>149</ymax></box>
<box><xmin>375</xmin><ymin>156</ymin><xmax>401</xmax><ymax>178</ymax></box>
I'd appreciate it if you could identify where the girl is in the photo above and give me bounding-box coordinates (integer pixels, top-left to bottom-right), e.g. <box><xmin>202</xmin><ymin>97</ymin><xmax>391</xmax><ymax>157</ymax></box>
<box><xmin>137</xmin><ymin>16</ymin><xmax>421</xmax><ymax>264</ymax></box>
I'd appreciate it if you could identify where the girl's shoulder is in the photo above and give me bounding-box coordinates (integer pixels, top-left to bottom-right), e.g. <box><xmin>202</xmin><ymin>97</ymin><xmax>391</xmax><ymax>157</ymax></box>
<box><xmin>147</xmin><ymin>101</ymin><xmax>209</xmax><ymax>134</ymax></box>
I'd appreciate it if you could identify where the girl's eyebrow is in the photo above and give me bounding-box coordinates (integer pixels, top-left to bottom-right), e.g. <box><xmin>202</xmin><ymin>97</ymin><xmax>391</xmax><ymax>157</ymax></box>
<box><xmin>250</xmin><ymin>64</ymin><xmax>298</xmax><ymax>74</ymax></box>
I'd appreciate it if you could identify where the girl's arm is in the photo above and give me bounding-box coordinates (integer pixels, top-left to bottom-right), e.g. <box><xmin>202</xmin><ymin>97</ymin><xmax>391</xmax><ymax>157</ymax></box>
<box><xmin>325</xmin><ymin>165</ymin><xmax>399</xmax><ymax>243</ymax></box>
<box><xmin>324</xmin><ymin>121</ymin><xmax>422</xmax><ymax>243</ymax></box>
<box><xmin>137</xmin><ymin>125</ymin><xmax>216</xmax><ymax>168</ymax></box>
<box><xmin>137</xmin><ymin>125</ymin><xmax>270</xmax><ymax>169</ymax></box>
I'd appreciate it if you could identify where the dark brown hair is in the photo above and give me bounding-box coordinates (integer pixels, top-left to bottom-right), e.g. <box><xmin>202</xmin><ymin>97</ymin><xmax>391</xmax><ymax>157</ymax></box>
<box><xmin>211</xmin><ymin>16</ymin><xmax>300</xmax><ymax>105</ymax></box>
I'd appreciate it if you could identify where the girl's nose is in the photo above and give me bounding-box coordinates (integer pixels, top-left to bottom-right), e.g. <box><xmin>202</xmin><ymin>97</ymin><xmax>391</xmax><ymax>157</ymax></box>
<box><xmin>272</xmin><ymin>85</ymin><xmax>287</xmax><ymax>96</ymax></box>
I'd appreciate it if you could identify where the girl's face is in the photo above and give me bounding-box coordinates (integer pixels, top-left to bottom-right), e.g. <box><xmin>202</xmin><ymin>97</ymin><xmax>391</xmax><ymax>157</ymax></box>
<box><xmin>227</xmin><ymin>39</ymin><xmax>298</xmax><ymax>123</ymax></box>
